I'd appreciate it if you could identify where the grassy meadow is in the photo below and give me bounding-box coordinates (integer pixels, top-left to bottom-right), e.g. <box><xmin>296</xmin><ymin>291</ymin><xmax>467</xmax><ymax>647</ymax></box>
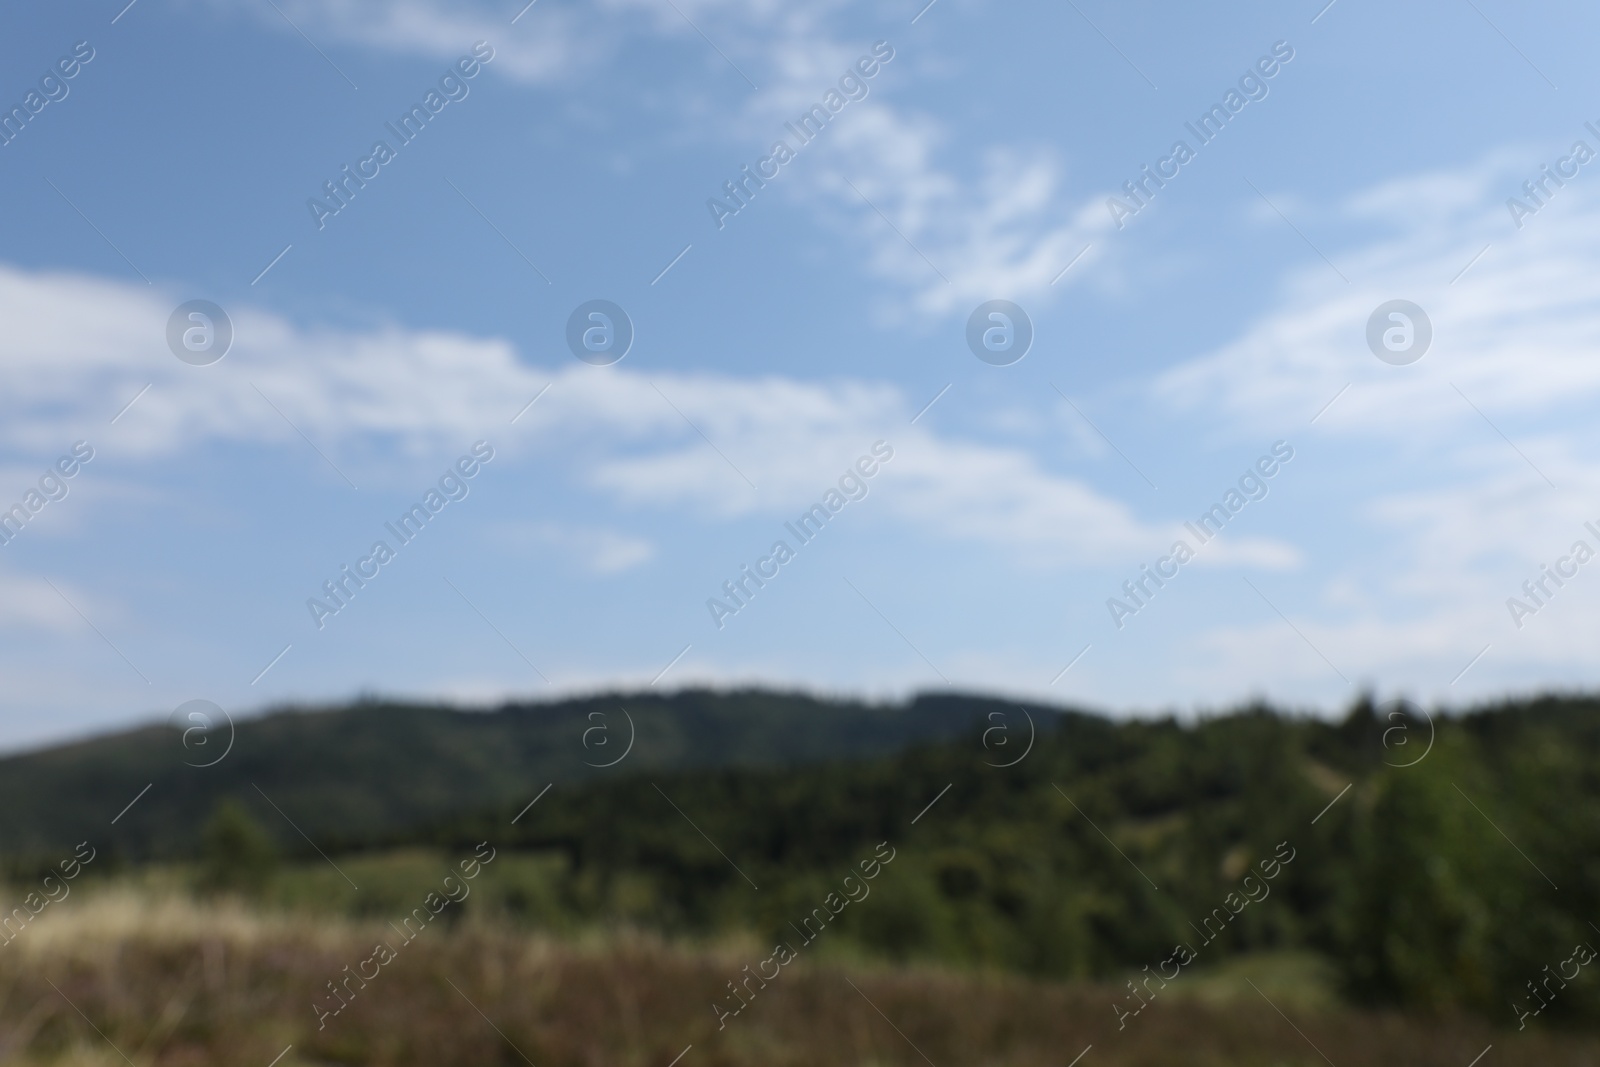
<box><xmin>1</xmin><ymin>876</ymin><xmax>1587</xmax><ymax>1067</ymax></box>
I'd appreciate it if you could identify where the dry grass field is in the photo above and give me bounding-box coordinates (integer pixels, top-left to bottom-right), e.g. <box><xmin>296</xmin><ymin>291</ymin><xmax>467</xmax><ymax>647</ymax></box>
<box><xmin>0</xmin><ymin>889</ymin><xmax>1594</xmax><ymax>1067</ymax></box>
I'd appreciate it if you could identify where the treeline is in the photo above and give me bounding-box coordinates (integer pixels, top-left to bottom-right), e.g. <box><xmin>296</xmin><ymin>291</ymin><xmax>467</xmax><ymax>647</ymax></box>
<box><xmin>0</xmin><ymin>689</ymin><xmax>990</xmax><ymax>859</ymax></box>
<box><xmin>21</xmin><ymin>688</ymin><xmax>1600</xmax><ymax>1025</ymax></box>
<box><xmin>378</xmin><ymin>694</ymin><xmax>1600</xmax><ymax>1024</ymax></box>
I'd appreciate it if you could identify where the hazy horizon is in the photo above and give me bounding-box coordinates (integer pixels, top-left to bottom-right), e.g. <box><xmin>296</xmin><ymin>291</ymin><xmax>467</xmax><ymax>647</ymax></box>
<box><xmin>0</xmin><ymin>676</ymin><xmax>1565</xmax><ymax>763</ymax></box>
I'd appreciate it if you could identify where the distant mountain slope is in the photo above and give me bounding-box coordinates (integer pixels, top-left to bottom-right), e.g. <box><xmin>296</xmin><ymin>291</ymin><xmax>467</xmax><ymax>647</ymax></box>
<box><xmin>0</xmin><ymin>688</ymin><xmax>1037</xmax><ymax>859</ymax></box>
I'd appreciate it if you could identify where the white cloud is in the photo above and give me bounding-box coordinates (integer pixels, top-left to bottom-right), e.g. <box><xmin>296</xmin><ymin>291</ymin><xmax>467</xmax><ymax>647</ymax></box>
<box><xmin>488</xmin><ymin>520</ymin><xmax>656</xmax><ymax>573</ymax></box>
<box><xmin>1157</xmin><ymin>164</ymin><xmax>1600</xmax><ymax>441</ymax></box>
<box><xmin>219</xmin><ymin>0</ymin><xmax>591</xmax><ymax>84</ymax></box>
<box><xmin>219</xmin><ymin>0</ymin><xmax>1108</xmax><ymax>321</ymax></box>
<box><xmin>0</xmin><ymin>262</ymin><xmax>1296</xmax><ymax>571</ymax></box>
<box><xmin>1142</xmin><ymin>155</ymin><xmax>1600</xmax><ymax>701</ymax></box>
<box><xmin>0</xmin><ymin>569</ymin><xmax>111</xmax><ymax>633</ymax></box>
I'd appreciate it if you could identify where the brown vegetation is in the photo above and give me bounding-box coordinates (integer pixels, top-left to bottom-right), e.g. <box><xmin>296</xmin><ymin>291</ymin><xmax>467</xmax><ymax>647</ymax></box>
<box><xmin>0</xmin><ymin>891</ymin><xmax>1593</xmax><ymax>1067</ymax></box>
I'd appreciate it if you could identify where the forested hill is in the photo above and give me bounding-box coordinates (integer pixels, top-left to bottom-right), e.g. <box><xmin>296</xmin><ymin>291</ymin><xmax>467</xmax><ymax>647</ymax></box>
<box><xmin>8</xmin><ymin>688</ymin><xmax>1600</xmax><ymax>1021</ymax></box>
<box><xmin>0</xmin><ymin>688</ymin><xmax>1018</xmax><ymax>858</ymax></box>
<box><xmin>410</xmin><ymin>691</ymin><xmax>1600</xmax><ymax>1021</ymax></box>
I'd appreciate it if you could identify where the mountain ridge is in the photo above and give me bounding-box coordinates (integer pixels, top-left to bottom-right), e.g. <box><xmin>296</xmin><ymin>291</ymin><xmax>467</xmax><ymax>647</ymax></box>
<box><xmin>0</xmin><ymin>687</ymin><xmax>1049</xmax><ymax>859</ymax></box>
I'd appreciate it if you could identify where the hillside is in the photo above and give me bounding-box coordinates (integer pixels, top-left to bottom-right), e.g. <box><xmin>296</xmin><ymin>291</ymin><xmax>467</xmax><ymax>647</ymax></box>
<box><xmin>9</xmin><ymin>688</ymin><xmax>1600</xmax><ymax>1026</ymax></box>
<box><xmin>0</xmin><ymin>688</ymin><xmax>1011</xmax><ymax>859</ymax></box>
<box><xmin>386</xmin><ymin>692</ymin><xmax>1600</xmax><ymax>1022</ymax></box>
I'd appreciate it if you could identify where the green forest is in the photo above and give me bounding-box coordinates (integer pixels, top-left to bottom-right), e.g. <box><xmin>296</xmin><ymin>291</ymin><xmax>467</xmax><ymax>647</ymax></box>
<box><xmin>6</xmin><ymin>689</ymin><xmax>1598</xmax><ymax>1029</ymax></box>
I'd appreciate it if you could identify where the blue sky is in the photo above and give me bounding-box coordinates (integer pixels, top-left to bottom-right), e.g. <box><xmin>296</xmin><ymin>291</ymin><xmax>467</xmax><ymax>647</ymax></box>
<box><xmin>1</xmin><ymin>0</ymin><xmax>1597</xmax><ymax>749</ymax></box>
